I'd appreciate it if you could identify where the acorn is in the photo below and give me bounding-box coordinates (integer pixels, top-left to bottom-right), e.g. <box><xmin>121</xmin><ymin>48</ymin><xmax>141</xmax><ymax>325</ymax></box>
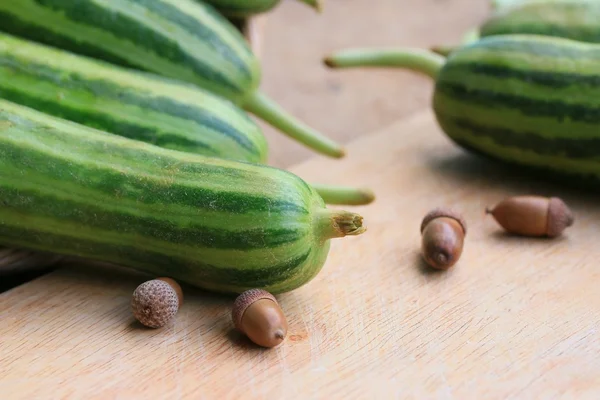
<box><xmin>486</xmin><ymin>196</ymin><xmax>574</xmax><ymax>237</ymax></box>
<box><xmin>420</xmin><ymin>207</ymin><xmax>467</xmax><ymax>270</ymax></box>
<box><xmin>131</xmin><ymin>277</ymin><xmax>183</xmax><ymax>328</ymax></box>
<box><xmin>232</xmin><ymin>289</ymin><xmax>288</xmax><ymax>348</ymax></box>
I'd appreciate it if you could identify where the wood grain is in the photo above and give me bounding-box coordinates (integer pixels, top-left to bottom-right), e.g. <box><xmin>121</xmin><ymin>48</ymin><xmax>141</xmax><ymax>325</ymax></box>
<box><xmin>2</xmin><ymin>110</ymin><xmax>599</xmax><ymax>399</ymax></box>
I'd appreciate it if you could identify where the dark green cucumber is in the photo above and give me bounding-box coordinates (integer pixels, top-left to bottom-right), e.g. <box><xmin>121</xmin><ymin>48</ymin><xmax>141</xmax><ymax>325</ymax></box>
<box><xmin>433</xmin><ymin>0</ymin><xmax>600</xmax><ymax>55</ymax></box>
<box><xmin>324</xmin><ymin>35</ymin><xmax>600</xmax><ymax>183</ymax></box>
<box><xmin>0</xmin><ymin>0</ymin><xmax>343</xmax><ymax>158</ymax></box>
<box><xmin>201</xmin><ymin>0</ymin><xmax>322</xmax><ymax>17</ymax></box>
<box><xmin>0</xmin><ymin>99</ymin><xmax>366</xmax><ymax>294</ymax></box>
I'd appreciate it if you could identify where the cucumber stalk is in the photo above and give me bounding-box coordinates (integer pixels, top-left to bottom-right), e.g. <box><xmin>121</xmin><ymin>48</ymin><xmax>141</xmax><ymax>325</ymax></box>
<box><xmin>430</xmin><ymin>45</ymin><xmax>456</xmax><ymax>57</ymax></box>
<box><xmin>245</xmin><ymin>91</ymin><xmax>345</xmax><ymax>158</ymax></box>
<box><xmin>312</xmin><ymin>184</ymin><xmax>375</xmax><ymax>206</ymax></box>
<box><xmin>431</xmin><ymin>28</ymin><xmax>481</xmax><ymax>56</ymax></box>
<box><xmin>317</xmin><ymin>210</ymin><xmax>366</xmax><ymax>240</ymax></box>
<box><xmin>324</xmin><ymin>48</ymin><xmax>446</xmax><ymax>79</ymax></box>
<box><xmin>462</xmin><ymin>28</ymin><xmax>482</xmax><ymax>44</ymax></box>
<box><xmin>298</xmin><ymin>0</ymin><xmax>323</xmax><ymax>12</ymax></box>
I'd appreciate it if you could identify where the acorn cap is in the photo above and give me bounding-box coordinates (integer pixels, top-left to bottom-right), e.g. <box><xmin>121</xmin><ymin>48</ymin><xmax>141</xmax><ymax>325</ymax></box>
<box><xmin>232</xmin><ymin>289</ymin><xmax>278</xmax><ymax>332</ymax></box>
<box><xmin>420</xmin><ymin>207</ymin><xmax>467</xmax><ymax>236</ymax></box>
<box><xmin>546</xmin><ymin>197</ymin><xmax>575</xmax><ymax>237</ymax></box>
<box><xmin>157</xmin><ymin>277</ymin><xmax>184</xmax><ymax>306</ymax></box>
<box><xmin>131</xmin><ymin>279</ymin><xmax>180</xmax><ymax>328</ymax></box>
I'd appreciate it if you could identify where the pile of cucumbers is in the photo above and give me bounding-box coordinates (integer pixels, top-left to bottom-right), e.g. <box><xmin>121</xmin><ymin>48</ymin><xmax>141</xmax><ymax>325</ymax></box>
<box><xmin>0</xmin><ymin>0</ymin><xmax>370</xmax><ymax>294</ymax></box>
<box><xmin>324</xmin><ymin>0</ymin><xmax>600</xmax><ymax>186</ymax></box>
<box><xmin>3</xmin><ymin>0</ymin><xmax>599</xmax><ymax>294</ymax></box>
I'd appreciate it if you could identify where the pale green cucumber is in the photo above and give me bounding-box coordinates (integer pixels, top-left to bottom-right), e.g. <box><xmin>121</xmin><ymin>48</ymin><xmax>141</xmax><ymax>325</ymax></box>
<box><xmin>0</xmin><ymin>99</ymin><xmax>366</xmax><ymax>294</ymax></box>
<box><xmin>0</xmin><ymin>32</ymin><xmax>374</xmax><ymax>206</ymax></box>
<box><xmin>434</xmin><ymin>0</ymin><xmax>600</xmax><ymax>55</ymax></box>
<box><xmin>324</xmin><ymin>34</ymin><xmax>600</xmax><ymax>184</ymax></box>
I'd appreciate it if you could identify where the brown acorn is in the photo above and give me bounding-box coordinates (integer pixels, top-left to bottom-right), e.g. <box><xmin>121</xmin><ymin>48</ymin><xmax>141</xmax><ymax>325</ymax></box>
<box><xmin>131</xmin><ymin>277</ymin><xmax>183</xmax><ymax>328</ymax></box>
<box><xmin>232</xmin><ymin>289</ymin><xmax>288</xmax><ymax>348</ymax></box>
<box><xmin>486</xmin><ymin>196</ymin><xmax>574</xmax><ymax>237</ymax></box>
<box><xmin>420</xmin><ymin>208</ymin><xmax>467</xmax><ymax>270</ymax></box>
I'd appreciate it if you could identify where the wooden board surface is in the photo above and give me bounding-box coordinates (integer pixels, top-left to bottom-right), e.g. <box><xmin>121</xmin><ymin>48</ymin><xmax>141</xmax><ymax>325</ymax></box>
<box><xmin>259</xmin><ymin>0</ymin><xmax>488</xmax><ymax>168</ymax></box>
<box><xmin>2</xmin><ymin>110</ymin><xmax>599</xmax><ymax>399</ymax></box>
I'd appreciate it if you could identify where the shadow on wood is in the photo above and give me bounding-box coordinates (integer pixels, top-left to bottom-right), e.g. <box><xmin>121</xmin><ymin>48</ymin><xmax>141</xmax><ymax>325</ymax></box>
<box><xmin>426</xmin><ymin>150</ymin><xmax>600</xmax><ymax>207</ymax></box>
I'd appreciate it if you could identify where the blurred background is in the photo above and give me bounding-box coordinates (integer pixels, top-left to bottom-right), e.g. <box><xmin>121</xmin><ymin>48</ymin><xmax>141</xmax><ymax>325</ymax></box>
<box><xmin>257</xmin><ymin>0</ymin><xmax>489</xmax><ymax>167</ymax></box>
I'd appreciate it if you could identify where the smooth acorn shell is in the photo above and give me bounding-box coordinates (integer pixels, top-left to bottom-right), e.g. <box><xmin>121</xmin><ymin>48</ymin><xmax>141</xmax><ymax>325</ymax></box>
<box><xmin>487</xmin><ymin>196</ymin><xmax>574</xmax><ymax>237</ymax></box>
<box><xmin>232</xmin><ymin>289</ymin><xmax>288</xmax><ymax>348</ymax></box>
<box><xmin>420</xmin><ymin>208</ymin><xmax>466</xmax><ymax>270</ymax></box>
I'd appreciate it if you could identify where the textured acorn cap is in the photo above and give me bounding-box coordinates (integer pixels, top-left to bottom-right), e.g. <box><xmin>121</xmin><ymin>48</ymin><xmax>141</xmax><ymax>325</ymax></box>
<box><xmin>131</xmin><ymin>279</ymin><xmax>180</xmax><ymax>328</ymax></box>
<box><xmin>157</xmin><ymin>277</ymin><xmax>183</xmax><ymax>306</ymax></box>
<box><xmin>546</xmin><ymin>197</ymin><xmax>575</xmax><ymax>237</ymax></box>
<box><xmin>232</xmin><ymin>289</ymin><xmax>278</xmax><ymax>332</ymax></box>
<box><xmin>420</xmin><ymin>207</ymin><xmax>467</xmax><ymax>236</ymax></box>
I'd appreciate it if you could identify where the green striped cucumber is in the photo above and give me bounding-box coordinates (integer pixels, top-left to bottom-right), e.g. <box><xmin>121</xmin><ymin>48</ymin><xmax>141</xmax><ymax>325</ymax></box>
<box><xmin>0</xmin><ymin>0</ymin><xmax>343</xmax><ymax>158</ymax></box>
<box><xmin>0</xmin><ymin>32</ymin><xmax>268</xmax><ymax>165</ymax></box>
<box><xmin>0</xmin><ymin>33</ymin><xmax>373</xmax><ymax>207</ymax></box>
<box><xmin>491</xmin><ymin>0</ymin><xmax>541</xmax><ymax>10</ymax></box>
<box><xmin>481</xmin><ymin>0</ymin><xmax>600</xmax><ymax>42</ymax></box>
<box><xmin>490</xmin><ymin>0</ymin><xmax>590</xmax><ymax>12</ymax></box>
<box><xmin>433</xmin><ymin>0</ymin><xmax>600</xmax><ymax>55</ymax></box>
<box><xmin>0</xmin><ymin>99</ymin><xmax>366</xmax><ymax>294</ymax></box>
<box><xmin>201</xmin><ymin>0</ymin><xmax>322</xmax><ymax>17</ymax></box>
<box><xmin>324</xmin><ymin>35</ymin><xmax>600</xmax><ymax>183</ymax></box>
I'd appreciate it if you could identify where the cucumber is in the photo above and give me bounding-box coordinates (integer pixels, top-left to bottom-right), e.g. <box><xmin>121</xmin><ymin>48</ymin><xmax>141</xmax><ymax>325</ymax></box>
<box><xmin>0</xmin><ymin>99</ymin><xmax>366</xmax><ymax>294</ymax></box>
<box><xmin>0</xmin><ymin>32</ymin><xmax>268</xmax><ymax>165</ymax></box>
<box><xmin>481</xmin><ymin>0</ymin><xmax>600</xmax><ymax>42</ymax></box>
<box><xmin>0</xmin><ymin>33</ymin><xmax>374</xmax><ymax>207</ymax></box>
<box><xmin>491</xmin><ymin>0</ymin><xmax>534</xmax><ymax>10</ymax></box>
<box><xmin>324</xmin><ymin>35</ymin><xmax>600</xmax><ymax>183</ymax></box>
<box><xmin>201</xmin><ymin>0</ymin><xmax>322</xmax><ymax>17</ymax></box>
<box><xmin>490</xmin><ymin>0</ymin><xmax>584</xmax><ymax>11</ymax></box>
<box><xmin>0</xmin><ymin>0</ymin><xmax>344</xmax><ymax>158</ymax></box>
<box><xmin>433</xmin><ymin>0</ymin><xmax>600</xmax><ymax>55</ymax></box>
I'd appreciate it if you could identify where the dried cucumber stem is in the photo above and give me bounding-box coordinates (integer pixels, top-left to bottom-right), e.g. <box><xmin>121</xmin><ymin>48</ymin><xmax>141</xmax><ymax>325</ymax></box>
<box><xmin>317</xmin><ymin>210</ymin><xmax>366</xmax><ymax>240</ymax></box>
<box><xmin>311</xmin><ymin>184</ymin><xmax>375</xmax><ymax>206</ymax></box>
<box><xmin>324</xmin><ymin>48</ymin><xmax>445</xmax><ymax>79</ymax></box>
<box><xmin>244</xmin><ymin>91</ymin><xmax>345</xmax><ymax>158</ymax></box>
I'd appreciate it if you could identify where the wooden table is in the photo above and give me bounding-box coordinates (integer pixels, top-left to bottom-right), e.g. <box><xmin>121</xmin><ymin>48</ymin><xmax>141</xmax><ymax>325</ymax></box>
<box><xmin>2</xmin><ymin>1</ymin><xmax>599</xmax><ymax>399</ymax></box>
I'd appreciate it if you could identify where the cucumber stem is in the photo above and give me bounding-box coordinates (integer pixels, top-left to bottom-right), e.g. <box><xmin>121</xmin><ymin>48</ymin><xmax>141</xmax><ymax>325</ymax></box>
<box><xmin>431</xmin><ymin>28</ymin><xmax>480</xmax><ymax>56</ymax></box>
<box><xmin>317</xmin><ymin>210</ymin><xmax>366</xmax><ymax>240</ymax></box>
<box><xmin>312</xmin><ymin>183</ymin><xmax>375</xmax><ymax>206</ymax></box>
<box><xmin>297</xmin><ymin>0</ymin><xmax>323</xmax><ymax>12</ymax></box>
<box><xmin>461</xmin><ymin>28</ymin><xmax>481</xmax><ymax>45</ymax></box>
<box><xmin>430</xmin><ymin>45</ymin><xmax>456</xmax><ymax>57</ymax></box>
<box><xmin>324</xmin><ymin>48</ymin><xmax>445</xmax><ymax>80</ymax></box>
<box><xmin>244</xmin><ymin>91</ymin><xmax>345</xmax><ymax>158</ymax></box>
